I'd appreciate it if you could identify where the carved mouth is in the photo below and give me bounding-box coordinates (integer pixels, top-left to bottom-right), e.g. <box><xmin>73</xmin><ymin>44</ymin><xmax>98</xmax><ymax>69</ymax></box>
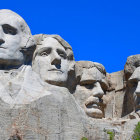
<box><xmin>84</xmin><ymin>97</ymin><xmax>104</xmax><ymax>118</ymax></box>
<box><xmin>85</xmin><ymin>107</ymin><xmax>103</xmax><ymax>118</ymax></box>
<box><xmin>86</xmin><ymin>104</ymin><xmax>99</xmax><ymax>109</ymax></box>
<box><xmin>0</xmin><ymin>46</ymin><xmax>6</xmax><ymax>49</ymax></box>
<box><xmin>48</xmin><ymin>69</ymin><xmax>63</xmax><ymax>73</ymax></box>
<box><xmin>85</xmin><ymin>96</ymin><xmax>103</xmax><ymax>110</ymax></box>
<box><xmin>86</xmin><ymin>103</ymin><xmax>102</xmax><ymax>111</ymax></box>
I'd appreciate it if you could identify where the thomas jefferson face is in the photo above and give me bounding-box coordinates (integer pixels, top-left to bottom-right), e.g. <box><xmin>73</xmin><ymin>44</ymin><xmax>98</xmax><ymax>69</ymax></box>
<box><xmin>75</xmin><ymin>63</ymin><xmax>107</xmax><ymax>119</ymax></box>
<box><xmin>0</xmin><ymin>11</ymin><xmax>25</xmax><ymax>66</ymax></box>
<box><xmin>33</xmin><ymin>37</ymin><xmax>69</xmax><ymax>85</ymax></box>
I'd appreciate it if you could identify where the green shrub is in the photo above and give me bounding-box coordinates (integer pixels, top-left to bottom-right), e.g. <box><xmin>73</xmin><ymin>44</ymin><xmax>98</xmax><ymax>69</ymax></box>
<box><xmin>104</xmin><ymin>128</ymin><xmax>115</xmax><ymax>140</ymax></box>
<box><xmin>81</xmin><ymin>137</ymin><xmax>88</xmax><ymax>140</ymax></box>
<box><xmin>132</xmin><ymin>122</ymin><xmax>140</xmax><ymax>140</ymax></box>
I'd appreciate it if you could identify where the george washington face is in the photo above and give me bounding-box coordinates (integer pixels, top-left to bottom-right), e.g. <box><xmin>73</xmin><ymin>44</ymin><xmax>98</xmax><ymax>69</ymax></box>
<box><xmin>0</xmin><ymin>10</ymin><xmax>35</xmax><ymax>67</ymax></box>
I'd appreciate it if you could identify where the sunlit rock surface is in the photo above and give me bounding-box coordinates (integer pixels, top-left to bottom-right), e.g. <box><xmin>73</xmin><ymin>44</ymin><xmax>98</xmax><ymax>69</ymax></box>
<box><xmin>0</xmin><ymin>9</ymin><xmax>139</xmax><ymax>140</ymax></box>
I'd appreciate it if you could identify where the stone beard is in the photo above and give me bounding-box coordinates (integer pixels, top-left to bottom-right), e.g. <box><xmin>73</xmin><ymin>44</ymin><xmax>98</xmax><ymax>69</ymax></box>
<box><xmin>74</xmin><ymin>61</ymin><xmax>108</xmax><ymax>119</ymax></box>
<box><xmin>32</xmin><ymin>35</ymin><xmax>75</xmax><ymax>87</ymax></box>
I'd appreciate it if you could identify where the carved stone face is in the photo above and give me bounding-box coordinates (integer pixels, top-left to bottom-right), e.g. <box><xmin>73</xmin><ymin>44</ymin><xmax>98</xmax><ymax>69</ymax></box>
<box><xmin>33</xmin><ymin>37</ymin><xmax>69</xmax><ymax>85</ymax></box>
<box><xmin>128</xmin><ymin>67</ymin><xmax>140</xmax><ymax>112</ymax></box>
<box><xmin>0</xmin><ymin>10</ymin><xmax>35</xmax><ymax>66</ymax></box>
<box><xmin>75</xmin><ymin>62</ymin><xmax>107</xmax><ymax>119</ymax></box>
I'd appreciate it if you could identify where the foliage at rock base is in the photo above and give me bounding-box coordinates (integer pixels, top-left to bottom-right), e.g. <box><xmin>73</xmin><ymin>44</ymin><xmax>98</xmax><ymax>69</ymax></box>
<box><xmin>104</xmin><ymin>128</ymin><xmax>115</xmax><ymax>140</ymax></box>
<box><xmin>132</xmin><ymin>122</ymin><xmax>140</xmax><ymax>140</ymax></box>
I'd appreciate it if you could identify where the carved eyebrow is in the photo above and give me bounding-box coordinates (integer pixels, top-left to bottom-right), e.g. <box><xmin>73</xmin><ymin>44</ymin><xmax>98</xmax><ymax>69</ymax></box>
<box><xmin>2</xmin><ymin>24</ymin><xmax>17</xmax><ymax>35</ymax></box>
<box><xmin>80</xmin><ymin>80</ymin><xmax>96</xmax><ymax>85</ymax></box>
<box><xmin>128</xmin><ymin>78</ymin><xmax>139</xmax><ymax>83</ymax></box>
<box><xmin>35</xmin><ymin>47</ymin><xmax>52</xmax><ymax>56</ymax></box>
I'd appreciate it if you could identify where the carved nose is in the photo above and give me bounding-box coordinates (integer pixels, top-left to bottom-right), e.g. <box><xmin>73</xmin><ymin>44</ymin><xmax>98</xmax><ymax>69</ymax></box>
<box><xmin>93</xmin><ymin>82</ymin><xmax>104</xmax><ymax>98</ymax></box>
<box><xmin>51</xmin><ymin>58</ymin><xmax>61</xmax><ymax>69</ymax></box>
<box><xmin>0</xmin><ymin>39</ymin><xmax>5</xmax><ymax>45</ymax></box>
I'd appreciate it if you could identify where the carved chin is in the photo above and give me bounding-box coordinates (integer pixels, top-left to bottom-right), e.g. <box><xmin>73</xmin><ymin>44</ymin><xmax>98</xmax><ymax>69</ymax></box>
<box><xmin>0</xmin><ymin>57</ymin><xmax>24</xmax><ymax>66</ymax></box>
<box><xmin>0</xmin><ymin>51</ymin><xmax>24</xmax><ymax>66</ymax></box>
<box><xmin>85</xmin><ymin>108</ymin><xmax>103</xmax><ymax>119</ymax></box>
<box><xmin>43</xmin><ymin>72</ymin><xmax>68</xmax><ymax>86</ymax></box>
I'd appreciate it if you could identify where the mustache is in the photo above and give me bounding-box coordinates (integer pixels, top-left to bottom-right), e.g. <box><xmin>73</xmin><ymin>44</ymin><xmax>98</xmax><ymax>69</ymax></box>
<box><xmin>85</xmin><ymin>96</ymin><xmax>103</xmax><ymax>106</ymax></box>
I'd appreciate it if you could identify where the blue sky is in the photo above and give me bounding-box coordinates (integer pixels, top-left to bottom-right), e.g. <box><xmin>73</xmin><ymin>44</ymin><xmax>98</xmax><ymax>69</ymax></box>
<box><xmin>1</xmin><ymin>0</ymin><xmax>140</xmax><ymax>73</ymax></box>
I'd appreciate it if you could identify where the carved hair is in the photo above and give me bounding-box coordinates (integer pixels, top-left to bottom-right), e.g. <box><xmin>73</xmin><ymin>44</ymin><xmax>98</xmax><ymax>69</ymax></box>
<box><xmin>33</xmin><ymin>34</ymin><xmax>74</xmax><ymax>61</ymax></box>
<box><xmin>75</xmin><ymin>61</ymin><xmax>106</xmax><ymax>79</ymax></box>
<box><xmin>124</xmin><ymin>54</ymin><xmax>140</xmax><ymax>80</ymax></box>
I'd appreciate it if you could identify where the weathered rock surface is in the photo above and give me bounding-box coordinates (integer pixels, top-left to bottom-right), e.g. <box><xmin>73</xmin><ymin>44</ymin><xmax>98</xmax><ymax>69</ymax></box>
<box><xmin>105</xmin><ymin>70</ymin><xmax>125</xmax><ymax>118</ymax></box>
<box><xmin>0</xmin><ymin>9</ymin><xmax>140</xmax><ymax>140</ymax></box>
<box><xmin>0</xmin><ymin>87</ymin><xmax>86</xmax><ymax>139</ymax></box>
<box><xmin>124</xmin><ymin>54</ymin><xmax>140</xmax><ymax>81</ymax></box>
<box><xmin>0</xmin><ymin>89</ymin><xmax>139</xmax><ymax>140</ymax></box>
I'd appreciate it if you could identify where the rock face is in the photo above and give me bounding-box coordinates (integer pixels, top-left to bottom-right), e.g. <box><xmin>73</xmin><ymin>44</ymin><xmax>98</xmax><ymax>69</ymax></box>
<box><xmin>0</xmin><ymin>9</ymin><xmax>139</xmax><ymax>140</ymax></box>
<box><xmin>74</xmin><ymin>61</ymin><xmax>108</xmax><ymax>119</ymax></box>
<box><xmin>106</xmin><ymin>70</ymin><xmax>125</xmax><ymax>118</ymax></box>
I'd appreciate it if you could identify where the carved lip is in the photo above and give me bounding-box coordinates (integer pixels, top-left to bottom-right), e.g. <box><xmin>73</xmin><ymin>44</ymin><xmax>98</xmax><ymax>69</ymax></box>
<box><xmin>85</xmin><ymin>97</ymin><xmax>103</xmax><ymax>110</ymax></box>
<box><xmin>0</xmin><ymin>46</ymin><xmax>6</xmax><ymax>49</ymax></box>
<box><xmin>48</xmin><ymin>69</ymin><xmax>63</xmax><ymax>73</ymax></box>
<box><xmin>85</xmin><ymin>101</ymin><xmax>103</xmax><ymax>111</ymax></box>
<box><xmin>86</xmin><ymin>107</ymin><xmax>103</xmax><ymax>118</ymax></box>
<box><xmin>86</xmin><ymin>103</ymin><xmax>102</xmax><ymax>110</ymax></box>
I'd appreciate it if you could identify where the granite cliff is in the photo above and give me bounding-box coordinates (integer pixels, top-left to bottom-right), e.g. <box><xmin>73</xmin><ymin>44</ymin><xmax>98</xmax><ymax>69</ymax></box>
<box><xmin>0</xmin><ymin>9</ymin><xmax>139</xmax><ymax>140</ymax></box>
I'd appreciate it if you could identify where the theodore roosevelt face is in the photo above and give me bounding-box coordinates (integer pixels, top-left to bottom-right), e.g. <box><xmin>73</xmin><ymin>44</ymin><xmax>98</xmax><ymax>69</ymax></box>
<box><xmin>75</xmin><ymin>62</ymin><xmax>107</xmax><ymax>119</ymax></box>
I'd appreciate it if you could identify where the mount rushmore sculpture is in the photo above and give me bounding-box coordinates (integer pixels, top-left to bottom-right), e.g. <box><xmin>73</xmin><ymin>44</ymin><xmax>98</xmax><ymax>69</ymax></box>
<box><xmin>0</xmin><ymin>9</ymin><xmax>139</xmax><ymax>140</ymax></box>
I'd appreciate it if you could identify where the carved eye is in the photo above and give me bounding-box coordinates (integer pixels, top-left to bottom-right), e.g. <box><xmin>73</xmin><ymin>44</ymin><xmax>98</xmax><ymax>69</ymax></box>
<box><xmin>59</xmin><ymin>53</ymin><xmax>65</xmax><ymax>58</ymax></box>
<box><xmin>80</xmin><ymin>83</ymin><xmax>94</xmax><ymax>89</ymax></box>
<box><xmin>57</xmin><ymin>49</ymin><xmax>66</xmax><ymax>59</ymax></box>
<box><xmin>85</xmin><ymin>84</ymin><xmax>94</xmax><ymax>89</ymax></box>
<box><xmin>39</xmin><ymin>48</ymin><xmax>51</xmax><ymax>57</ymax></box>
<box><xmin>128</xmin><ymin>79</ymin><xmax>138</xmax><ymax>88</ymax></box>
<box><xmin>2</xmin><ymin>24</ymin><xmax>17</xmax><ymax>35</ymax></box>
<box><xmin>100</xmin><ymin>81</ymin><xmax>108</xmax><ymax>92</ymax></box>
<box><xmin>68</xmin><ymin>54</ymin><xmax>74</xmax><ymax>60</ymax></box>
<box><xmin>131</xmin><ymin>81</ymin><xmax>138</xmax><ymax>87</ymax></box>
<box><xmin>40</xmin><ymin>52</ymin><xmax>48</xmax><ymax>57</ymax></box>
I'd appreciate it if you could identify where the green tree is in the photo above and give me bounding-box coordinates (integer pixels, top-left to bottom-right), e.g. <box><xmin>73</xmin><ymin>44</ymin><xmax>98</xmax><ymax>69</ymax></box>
<box><xmin>81</xmin><ymin>137</ymin><xmax>88</xmax><ymax>140</ymax></box>
<box><xmin>104</xmin><ymin>128</ymin><xmax>115</xmax><ymax>140</ymax></box>
<box><xmin>132</xmin><ymin>122</ymin><xmax>140</xmax><ymax>140</ymax></box>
